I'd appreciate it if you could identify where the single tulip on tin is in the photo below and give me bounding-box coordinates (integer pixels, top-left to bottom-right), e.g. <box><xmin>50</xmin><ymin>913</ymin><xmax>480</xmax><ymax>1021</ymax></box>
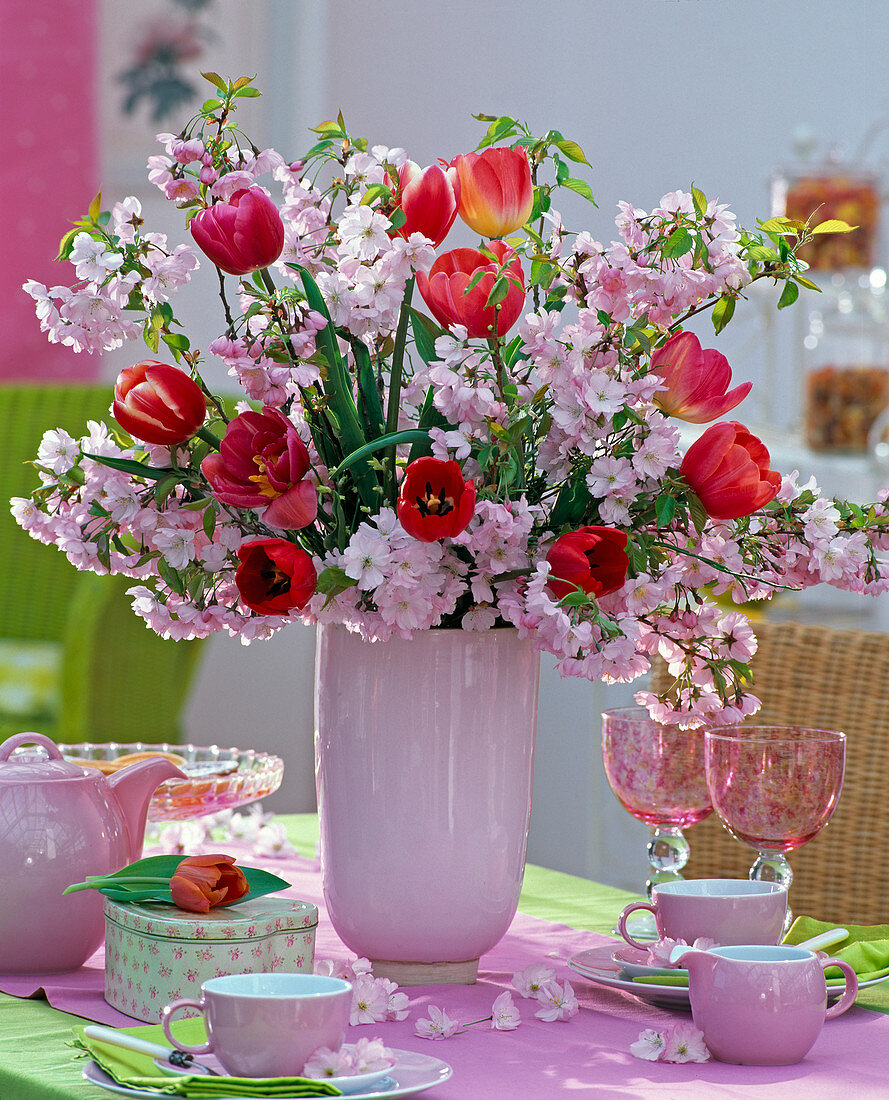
<box><xmin>201</xmin><ymin>407</ymin><xmax>318</xmax><ymax>530</ymax></box>
<box><xmin>392</xmin><ymin>161</ymin><xmax>460</xmax><ymax>247</ymax></box>
<box><xmin>112</xmin><ymin>360</ymin><xmax>207</xmax><ymax>446</ymax></box>
<box><xmin>680</xmin><ymin>421</ymin><xmax>781</xmax><ymax>521</ymax></box>
<box><xmin>190</xmin><ymin>185</ymin><xmax>285</xmax><ymax>275</ymax></box>
<box><xmin>416</xmin><ymin>240</ymin><xmax>526</xmax><ymax>339</ymax></box>
<box><xmin>651</xmin><ymin>331</ymin><xmax>753</xmax><ymax>423</ymax></box>
<box><xmin>169</xmin><ymin>854</ymin><xmax>249</xmax><ymax>914</ymax></box>
<box><xmin>397</xmin><ymin>456</ymin><xmax>475</xmax><ymax>542</ymax></box>
<box><xmin>546</xmin><ymin>526</ymin><xmax>630</xmax><ymax>601</ymax></box>
<box><xmin>235</xmin><ymin>537</ymin><xmax>318</xmax><ymax>614</ymax></box>
<box><xmin>451</xmin><ymin>146</ymin><xmax>534</xmax><ymax>238</ymax></box>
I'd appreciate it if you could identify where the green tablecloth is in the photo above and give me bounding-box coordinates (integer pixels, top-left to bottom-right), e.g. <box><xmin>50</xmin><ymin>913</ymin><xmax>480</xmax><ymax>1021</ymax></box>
<box><xmin>1</xmin><ymin>813</ymin><xmax>886</xmax><ymax>1099</ymax></box>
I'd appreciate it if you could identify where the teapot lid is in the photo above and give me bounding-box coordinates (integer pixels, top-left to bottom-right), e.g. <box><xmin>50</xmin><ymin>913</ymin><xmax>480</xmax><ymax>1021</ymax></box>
<box><xmin>0</xmin><ymin>733</ymin><xmax>93</xmax><ymax>782</ymax></box>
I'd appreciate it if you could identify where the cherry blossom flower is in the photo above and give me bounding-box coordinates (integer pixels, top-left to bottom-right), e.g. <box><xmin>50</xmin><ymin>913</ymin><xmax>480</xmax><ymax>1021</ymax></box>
<box><xmin>662</xmin><ymin>1023</ymin><xmax>710</xmax><ymax>1063</ymax></box>
<box><xmin>534</xmin><ymin>980</ymin><xmax>579</xmax><ymax>1021</ymax></box>
<box><xmin>302</xmin><ymin>1045</ymin><xmax>354</xmax><ymax>1079</ymax></box>
<box><xmin>491</xmin><ymin>991</ymin><xmax>521</xmax><ymax>1030</ymax></box>
<box><xmin>415</xmin><ymin>1005</ymin><xmax>461</xmax><ymax>1040</ymax></box>
<box><xmin>512</xmin><ymin>962</ymin><xmax>557</xmax><ymax>998</ymax></box>
<box><xmin>630</xmin><ymin>1029</ymin><xmax>667</xmax><ymax>1062</ymax></box>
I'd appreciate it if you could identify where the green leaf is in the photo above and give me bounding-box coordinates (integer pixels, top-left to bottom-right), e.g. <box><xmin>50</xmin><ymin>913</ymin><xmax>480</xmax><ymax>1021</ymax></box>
<box><xmin>201</xmin><ymin>71</ymin><xmax>226</xmax><ymax>89</ymax></box>
<box><xmin>153</xmin><ymin>475</ymin><xmax>181</xmax><ymax>508</ymax></box>
<box><xmin>744</xmin><ymin>244</ymin><xmax>780</xmax><ymax>262</ymax></box>
<box><xmin>687</xmin><ymin>492</ymin><xmax>709</xmax><ymax>535</ymax></box>
<box><xmin>81</xmin><ymin>453</ymin><xmax>180</xmax><ymax>483</ymax></box>
<box><xmin>387</xmin><ymin>206</ymin><xmax>406</xmax><ymax>231</ymax></box>
<box><xmin>232</xmin><ymin>87</ymin><xmax>261</xmax><ymax>99</ymax></box>
<box><xmin>410</xmin><ymin>309</ymin><xmax>446</xmax><ymax>365</ymax></box>
<box><xmin>157</xmin><ymin>558</ymin><xmax>185</xmax><ymax>596</ymax></box>
<box><xmin>810</xmin><ymin>219</ymin><xmax>856</xmax><ymax>234</ymax></box>
<box><xmin>484</xmin><ymin>275</ymin><xmax>510</xmax><ymax>310</ymax></box>
<box><xmin>759</xmin><ymin>216</ymin><xmax>806</xmax><ymax>236</ymax></box>
<box><xmin>359</xmin><ymin>183</ymin><xmax>393</xmax><ymax>206</ymax></box>
<box><xmin>88</xmin><ymin>192</ymin><xmax>102</xmax><ymax>222</ymax></box>
<box><xmin>553</xmin><ymin>138</ymin><xmax>590</xmax><ymax>165</ymax></box>
<box><xmin>316</xmin><ymin>566</ymin><xmax>358</xmax><ymax>596</ymax></box>
<box><xmin>794</xmin><ymin>275</ymin><xmax>821</xmax><ymax>292</ymax></box>
<box><xmin>712</xmin><ymin>295</ymin><xmax>736</xmax><ymax>334</ymax></box>
<box><xmin>777</xmin><ymin>280</ymin><xmax>800</xmax><ymax>310</ymax></box>
<box><xmin>202</xmin><ymin>504</ymin><xmax>217</xmax><ymax>540</ymax></box>
<box><xmin>662</xmin><ymin>228</ymin><xmax>694</xmax><ymax>259</ymax></box>
<box><xmin>691</xmin><ymin>184</ymin><xmax>708</xmax><ymax>220</ymax></box>
<box><xmin>655</xmin><ymin>495</ymin><xmax>677</xmax><ymax>527</ymax></box>
<box><xmin>202</xmin><ymin>99</ymin><xmax>222</xmax><ymax>113</ymax></box>
<box><xmin>560</xmin><ymin>177</ymin><xmax>596</xmax><ymax>204</ymax></box>
<box><xmin>330</xmin><ymin>430</ymin><xmax>431</xmax><ymax>479</ymax></box>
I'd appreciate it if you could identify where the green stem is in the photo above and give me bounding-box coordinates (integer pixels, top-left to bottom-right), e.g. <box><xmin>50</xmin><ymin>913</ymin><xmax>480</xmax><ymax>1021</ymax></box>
<box><xmin>386</xmin><ymin>277</ymin><xmax>415</xmax><ymax>501</ymax></box>
<box><xmin>64</xmin><ymin>875</ymin><xmax>172</xmax><ymax>895</ymax></box>
<box><xmin>196</xmin><ymin>426</ymin><xmax>222</xmax><ymax>448</ymax></box>
<box><xmin>259</xmin><ymin>266</ymin><xmax>277</xmax><ymax>296</ymax></box>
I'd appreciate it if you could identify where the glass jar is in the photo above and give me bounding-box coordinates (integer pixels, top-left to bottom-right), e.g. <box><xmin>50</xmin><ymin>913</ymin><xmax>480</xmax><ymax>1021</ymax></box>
<box><xmin>772</xmin><ymin>166</ymin><xmax>880</xmax><ymax>271</ymax></box>
<box><xmin>803</xmin><ymin>274</ymin><xmax>889</xmax><ymax>452</ymax></box>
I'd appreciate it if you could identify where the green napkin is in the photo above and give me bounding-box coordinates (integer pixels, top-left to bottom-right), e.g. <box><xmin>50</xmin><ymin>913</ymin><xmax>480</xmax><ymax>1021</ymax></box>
<box><xmin>73</xmin><ymin>1018</ymin><xmax>341</xmax><ymax>1097</ymax></box>
<box><xmin>631</xmin><ymin>917</ymin><xmax>889</xmax><ymax>990</ymax></box>
<box><xmin>784</xmin><ymin>915</ymin><xmax>889</xmax><ymax>985</ymax></box>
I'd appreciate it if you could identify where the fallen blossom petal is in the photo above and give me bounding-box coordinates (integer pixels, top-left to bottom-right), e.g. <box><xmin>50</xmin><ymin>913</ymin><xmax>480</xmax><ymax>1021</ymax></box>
<box><xmin>630</xmin><ymin>1029</ymin><xmax>667</xmax><ymax>1062</ymax></box>
<box><xmin>534</xmin><ymin>979</ymin><xmax>579</xmax><ymax>1022</ymax></box>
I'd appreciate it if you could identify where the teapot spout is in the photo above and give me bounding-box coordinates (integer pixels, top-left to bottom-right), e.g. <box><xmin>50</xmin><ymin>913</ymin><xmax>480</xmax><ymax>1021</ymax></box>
<box><xmin>108</xmin><ymin>758</ymin><xmax>186</xmax><ymax>861</ymax></box>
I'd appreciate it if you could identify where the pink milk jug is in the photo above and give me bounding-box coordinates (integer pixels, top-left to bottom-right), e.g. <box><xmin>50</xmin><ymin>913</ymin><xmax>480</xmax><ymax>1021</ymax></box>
<box><xmin>0</xmin><ymin>732</ymin><xmax>184</xmax><ymax>973</ymax></box>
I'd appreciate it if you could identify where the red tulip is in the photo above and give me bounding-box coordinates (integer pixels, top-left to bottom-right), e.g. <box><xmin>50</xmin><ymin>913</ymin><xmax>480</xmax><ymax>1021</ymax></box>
<box><xmin>546</xmin><ymin>526</ymin><xmax>630</xmax><ymax>601</ymax></box>
<box><xmin>397</xmin><ymin>456</ymin><xmax>475</xmax><ymax>542</ymax></box>
<box><xmin>651</xmin><ymin>331</ymin><xmax>752</xmax><ymax>423</ymax></box>
<box><xmin>112</xmin><ymin>360</ymin><xmax>206</xmax><ymax>446</ymax></box>
<box><xmin>235</xmin><ymin>538</ymin><xmax>317</xmax><ymax>614</ymax></box>
<box><xmin>680</xmin><ymin>421</ymin><xmax>781</xmax><ymax>521</ymax></box>
<box><xmin>201</xmin><ymin>407</ymin><xmax>317</xmax><ymax>530</ymax></box>
<box><xmin>451</xmin><ymin>146</ymin><xmax>534</xmax><ymax>238</ymax></box>
<box><xmin>170</xmin><ymin>855</ymin><xmax>249</xmax><ymax>914</ymax></box>
<box><xmin>392</xmin><ymin>161</ymin><xmax>460</xmax><ymax>247</ymax></box>
<box><xmin>190</xmin><ymin>186</ymin><xmax>285</xmax><ymax>276</ymax></box>
<box><xmin>415</xmin><ymin>240</ymin><xmax>525</xmax><ymax>339</ymax></box>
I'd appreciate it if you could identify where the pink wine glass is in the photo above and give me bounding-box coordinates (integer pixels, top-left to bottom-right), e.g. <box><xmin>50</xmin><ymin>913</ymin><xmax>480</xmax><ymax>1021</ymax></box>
<box><xmin>601</xmin><ymin>707</ymin><xmax>713</xmax><ymax>898</ymax></box>
<box><xmin>704</xmin><ymin>726</ymin><xmax>845</xmax><ymax>920</ymax></box>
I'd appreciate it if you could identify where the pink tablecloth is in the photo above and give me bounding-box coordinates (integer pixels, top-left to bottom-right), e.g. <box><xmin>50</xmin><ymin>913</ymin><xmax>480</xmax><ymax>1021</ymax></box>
<box><xmin>3</xmin><ymin>843</ymin><xmax>888</xmax><ymax>1098</ymax></box>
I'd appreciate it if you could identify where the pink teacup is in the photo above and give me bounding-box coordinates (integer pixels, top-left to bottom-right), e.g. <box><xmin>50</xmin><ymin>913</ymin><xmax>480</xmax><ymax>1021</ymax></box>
<box><xmin>680</xmin><ymin>944</ymin><xmax>858</xmax><ymax>1064</ymax></box>
<box><xmin>161</xmin><ymin>972</ymin><xmax>351</xmax><ymax>1078</ymax></box>
<box><xmin>618</xmin><ymin>879</ymin><xmax>786</xmax><ymax>950</ymax></box>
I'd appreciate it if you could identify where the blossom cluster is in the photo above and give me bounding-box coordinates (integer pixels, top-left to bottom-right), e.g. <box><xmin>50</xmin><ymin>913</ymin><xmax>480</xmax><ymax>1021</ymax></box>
<box><xmin>630</xmin><ymin>1024</ymin><xmax>710</xmax><ymax>1064</ymax></box>
<box><xmin>14</xmin><ymin>73</ymin><xmax>889</xmax><ymax>723</ymax></box>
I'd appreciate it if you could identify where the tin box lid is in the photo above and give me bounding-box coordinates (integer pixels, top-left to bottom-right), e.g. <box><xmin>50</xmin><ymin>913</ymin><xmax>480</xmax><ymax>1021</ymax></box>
<box><xmin>103</xmin><ymin>896</ymin><xmax>318</xmax><ymax>940</ymax></box>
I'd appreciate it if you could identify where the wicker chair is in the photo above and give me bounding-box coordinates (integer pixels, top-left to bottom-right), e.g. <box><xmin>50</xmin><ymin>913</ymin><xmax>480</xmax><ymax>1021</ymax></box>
<box><xmin>651</xmin><ymin>619</ymin><xmax>889</xmax><ymax>925</ymax></box>
<box><xmin>0</xmin><ymin>384</ymin><xmax>204</xmax><ymax>744</ymax></box>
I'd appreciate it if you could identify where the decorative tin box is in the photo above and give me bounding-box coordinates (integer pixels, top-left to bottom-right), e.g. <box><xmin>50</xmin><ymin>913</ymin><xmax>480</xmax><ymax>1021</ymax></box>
<box><xmin>104</xmin><ymin>896</ymin><xmax>318</xmax><ymax>1022</ymax></box>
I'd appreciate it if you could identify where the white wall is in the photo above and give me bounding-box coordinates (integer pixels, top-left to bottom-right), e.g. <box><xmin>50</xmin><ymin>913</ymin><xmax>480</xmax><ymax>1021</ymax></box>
<box><xmin>97</xmin><ymin>0</ymin><xmax>889</xmax><ymax>888</ymax></box>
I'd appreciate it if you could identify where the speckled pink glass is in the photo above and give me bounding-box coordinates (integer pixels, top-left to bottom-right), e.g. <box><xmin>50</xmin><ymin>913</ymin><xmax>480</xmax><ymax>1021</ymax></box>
<box><xmin>601</xmin><ymin>707</ymin><xmax>713</xmax><ymax>828</ymax></box>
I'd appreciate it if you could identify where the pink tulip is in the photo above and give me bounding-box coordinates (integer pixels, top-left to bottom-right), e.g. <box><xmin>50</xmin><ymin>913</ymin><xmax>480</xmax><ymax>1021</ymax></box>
<box><xmin>651</xmin><ymin>331</ymin><xmax>752</xmax><ymax>423</ymax></box>
<box><xmin>451</xmin><ymin>147</ymin><xmax>534</xmax><ymax>238</ymax></box>
<box><xmin>681</xmin><ymin>421</ymin><xmax>781</xmax><ymax>521</ymax></box>
<box><xmin>392</xmin><ymin>161</ymin><xmax>460</xmax><ymax>247</ymax></box>
<box><xmin>201</xmin><ymin>406</ymin><xmax>317</xmax><ymax>529</ymax></box>
<box><xmin>416</xmin><ymin>240</ymin><xmax>525</xmax><ymax>339</ymax></box>
<box><xmin>190</xmin><ymin>186</ymin><xmax>285</xmax><ymax>275</ymax></box>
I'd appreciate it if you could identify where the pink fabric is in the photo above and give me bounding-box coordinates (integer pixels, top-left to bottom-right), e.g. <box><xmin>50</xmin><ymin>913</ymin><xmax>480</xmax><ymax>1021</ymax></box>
<box><xmin>2</xmin><ymin>845</ymin><xmax>888</xmax><ymax>1097</ymax></box>
<box><xmin>0</xmin><ymin>0</ymin><xmax>100</xmax><ymax>382</ymax></box>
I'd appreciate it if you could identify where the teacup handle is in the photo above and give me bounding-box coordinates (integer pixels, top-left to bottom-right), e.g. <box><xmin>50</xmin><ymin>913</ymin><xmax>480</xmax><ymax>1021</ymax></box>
<box><xmin>822</xmin><ymin>958</ymin><xmax>859</xmax><ymax>1019</ymax></box>
<box><xmin>161</xmin><ymin>998</ymin><xmax>214</xmax><ymax>1055</ymax></box>
<box><xmin>617</xmin><ymin>901</ymin><xmax>660</xmax><ymax>950</ymax></box>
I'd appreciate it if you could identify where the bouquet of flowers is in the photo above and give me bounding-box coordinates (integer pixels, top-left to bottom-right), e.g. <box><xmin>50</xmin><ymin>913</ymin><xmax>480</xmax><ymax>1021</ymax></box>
<box><xmin>16</xmin><ymin>73</ymin><xmax>889</xmax><ymax>724</ymax></box>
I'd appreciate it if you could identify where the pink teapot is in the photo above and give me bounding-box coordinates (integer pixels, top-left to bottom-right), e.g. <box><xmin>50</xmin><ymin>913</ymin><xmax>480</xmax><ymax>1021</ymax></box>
<box><xmin>0</xmin><ymin>732</ymin><xmax>185</xmax><ymax>974</ymax></box>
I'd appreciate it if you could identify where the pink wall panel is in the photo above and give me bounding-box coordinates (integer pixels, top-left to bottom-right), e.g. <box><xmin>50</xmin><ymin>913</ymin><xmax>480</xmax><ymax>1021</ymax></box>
<box><xmin>0</xmin><ymin>0</ymin><xmax>100</xmax><ymax>382</ymax></box>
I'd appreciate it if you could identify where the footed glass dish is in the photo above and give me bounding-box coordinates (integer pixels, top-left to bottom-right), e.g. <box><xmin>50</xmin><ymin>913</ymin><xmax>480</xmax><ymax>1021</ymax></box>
<box><xmin>57</xmin><ymin>741</ymin><xmax>284</xmax><ymax>821</ymax></box>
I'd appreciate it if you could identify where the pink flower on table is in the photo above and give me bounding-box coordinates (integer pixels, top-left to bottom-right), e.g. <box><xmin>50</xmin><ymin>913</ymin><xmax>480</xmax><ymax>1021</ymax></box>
<box><xmin>630</xmin><ymin>1028</ymin><xmax>667</xmax><ymax>1062</ymax></box>
<box><xmin>302</xmin><ymin>1045</ymin><xmax>354</xmax><ymax>1079</ymax></box>
<box><xmin>512</xmin><ymin>962</ymin><xmax>557</xmax><ymax>998</ymax></box>
<box><xmin>662</xmin><ymin>1023</ymin><xmax>710</xmax><ymax>1063</ymax></box>
<box><xmin>350</xmin><ymin>1037</ymin><xmax>395</xmax><ymax>1074</ymax></box>
<box><xmin>645</xmin><ymin>936</ymin><xmax>717</xmax><ymax>968</ymax></box>
<box><xmin>491</xmin><ymin>991</ymin><xmax>521</xmax><ymax>1030</ymax></box>
<box><xmin>380</xmin><ymin>979</ymin><xmax>410</xmax><ymax>1021</ymax></box>
<box><xmin>534</xmin><ymin>979</ymin><xmax>579</xmax><ymax>1022</ymax></box>
<box><xmin>350</xmin><ymin>975</ymin><xmax>391</xmax><ymax>1025</ymax></box>
<box><xmin>415</xmin><ymin>1005</ymin><xmax>461</xmax><ymax>1040</ymax></box>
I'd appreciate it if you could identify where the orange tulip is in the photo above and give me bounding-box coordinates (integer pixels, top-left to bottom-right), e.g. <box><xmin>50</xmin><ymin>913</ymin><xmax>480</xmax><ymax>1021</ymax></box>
<box><xmin>451</xmin><ymin>147</ymin><xmax>534</xmax><ymax>238</ymax></box>
<box><xmin>681</xmin><ymin>422</ymin><xmax>781</xmax><ymax>521</ymax></box>
<box><xmin>169</xmin><ymin>855</ymin><xmax>249</xmax><ymax>914</ymax></box>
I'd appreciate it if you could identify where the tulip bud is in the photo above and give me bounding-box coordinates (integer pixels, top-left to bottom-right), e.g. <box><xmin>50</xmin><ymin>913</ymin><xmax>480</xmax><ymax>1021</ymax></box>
<box><xmin>169</xmin><ymin>855</ymin><xmax>249</xmax><ymax>914</ymax></box>
<box><xmin>397</xmin><ymin>456</ymin><xmax>475</xmax><ymax>542</ymax></box>
<box><xmin>112</xmin><ymin>360</ymin><xmax>206</xmax><ymax>446</ymax></box>
<box><xmin>680</xmin><ymin>421</ymin><xmax>781</xmax><ymax>521</ymax></box>
<box><xmin>651</xmin><ymin>331</ymin><xmax>752</xmax><ymax>423</ymax></box>
<box><xmin>391</xmin><ymin>161</ymin><xmax>461</xmax><ymax>247</ymax></box>
<box><xmin>416</xmin><ymin>240</ymin><xmax>526</xmax><ymax>339</ymax></box>
<box><xmin>190</xmin><ymin>185</ymin><xmax>285</xmax><ymax>276</ymax></box>
<box><xmin>451</xmin><ymin>146</ymin><xmax>534</xmax><ymax>238</ymax></box>
<box><xmin>545</xmin><ymin>526</ymin><xmax>629</xmax><ymax>601</ymax></box>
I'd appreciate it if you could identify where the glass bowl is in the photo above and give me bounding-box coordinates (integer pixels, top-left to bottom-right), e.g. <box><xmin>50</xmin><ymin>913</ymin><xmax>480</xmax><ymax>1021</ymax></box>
<box><xmin>57</xmin><ymin>741</ymin><xmax>285</xmax><ymax>821</ymax></box>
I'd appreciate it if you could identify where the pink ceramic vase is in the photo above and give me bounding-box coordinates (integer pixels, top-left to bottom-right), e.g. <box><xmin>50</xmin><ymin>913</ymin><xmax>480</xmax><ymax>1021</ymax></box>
<box><xmin>314</xmin><ymin>624</ymin><xmax>540</xmax><ymax>985</ymax></box>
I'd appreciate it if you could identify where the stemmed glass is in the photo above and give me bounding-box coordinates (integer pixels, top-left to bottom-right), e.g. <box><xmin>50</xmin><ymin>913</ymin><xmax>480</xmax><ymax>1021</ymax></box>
<box><xmin>704</xmin><ymin>726</ymin><xmax>846</xmax><ymax>919</ymax></box>
<box><xmin>601</xmin><ymin>706</ymin><xmax>713</xmax><ymax>899</ymax></box>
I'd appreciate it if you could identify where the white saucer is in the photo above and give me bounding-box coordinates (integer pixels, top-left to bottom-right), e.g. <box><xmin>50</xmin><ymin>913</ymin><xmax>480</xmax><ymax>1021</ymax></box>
<box><xmin>83</xmin><ymin>1048</ymin><xmax>453</xmax><ymax>1098</ymax></box>
<box><xmin>611</xmin><ymin>944</ymin><xmax>687</xmax><ymax>980</ymax></box>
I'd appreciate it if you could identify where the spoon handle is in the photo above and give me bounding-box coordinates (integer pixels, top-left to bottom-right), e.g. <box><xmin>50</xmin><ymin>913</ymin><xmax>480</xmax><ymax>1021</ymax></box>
<box><xmin>82</xmin><ymin>1025</ymin><xmax>216</xmax><ymax>1074</ymax></box>
<box><xmin>795</xmin><ymin>928</ymin><xmax>849</xmax><ymax>952</ymax></box>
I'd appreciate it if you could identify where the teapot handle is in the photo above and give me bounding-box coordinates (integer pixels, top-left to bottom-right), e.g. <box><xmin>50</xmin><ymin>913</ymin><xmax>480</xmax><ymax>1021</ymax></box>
<box><xmin>0</xmin><ymin>733</ymin><xmax>64</xmax><ymax>762</ymax></box>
